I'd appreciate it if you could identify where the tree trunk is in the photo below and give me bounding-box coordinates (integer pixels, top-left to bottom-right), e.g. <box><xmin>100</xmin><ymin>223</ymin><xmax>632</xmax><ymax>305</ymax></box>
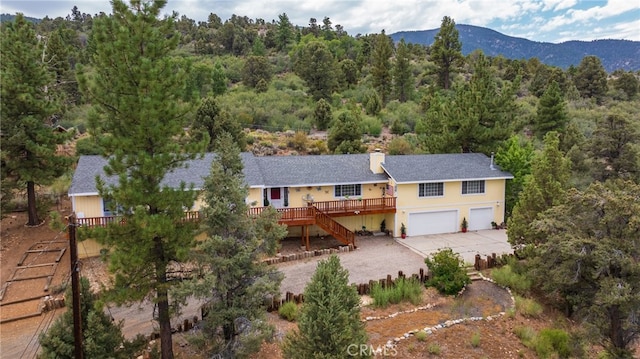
<box><xmin>27</xmin><ymin>181</ymin><xmax>40</xmax><ymax>226</ymax></box>
<box><xmin>608</xmin><ymin>305</ymin><xmax>625</xmax><ymax>352</ymax></box>
<box><xmin>155</xmin><ymin>238</ymin><xmax>173</xmax><ymax>359</ymax></box>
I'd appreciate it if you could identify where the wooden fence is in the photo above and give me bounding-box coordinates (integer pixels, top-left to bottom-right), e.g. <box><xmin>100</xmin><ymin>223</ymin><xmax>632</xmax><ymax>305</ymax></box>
<box><xmin>266</xmin><ymin>268</ymin><xmax>430</xmax><ymax>312</ymax></box>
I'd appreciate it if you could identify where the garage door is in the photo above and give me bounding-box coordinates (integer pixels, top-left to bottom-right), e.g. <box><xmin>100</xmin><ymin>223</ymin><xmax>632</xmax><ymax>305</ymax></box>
<box><xmin>469</xmin><ymin>207</ymin><xmax>493</xmax><ymax>231</ymax></box>
<box><xmin>408</xmin><ymin>210</ymin><xmax>458</xmax><ymax>236</ymax></box>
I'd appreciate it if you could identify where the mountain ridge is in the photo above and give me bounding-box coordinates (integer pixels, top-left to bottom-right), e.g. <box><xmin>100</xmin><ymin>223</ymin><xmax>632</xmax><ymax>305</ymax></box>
<box><xmin>390</xmin><ymin>24</ymin><xmax>640</xmax><ymax>72</ymax></box>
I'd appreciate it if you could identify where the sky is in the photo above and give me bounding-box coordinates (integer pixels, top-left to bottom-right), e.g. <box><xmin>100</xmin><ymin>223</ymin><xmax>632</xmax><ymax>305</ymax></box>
<box><xmin>1</xmin><ymin>0</ymin><xmax>639</xmax><ymax>43</ymax></box>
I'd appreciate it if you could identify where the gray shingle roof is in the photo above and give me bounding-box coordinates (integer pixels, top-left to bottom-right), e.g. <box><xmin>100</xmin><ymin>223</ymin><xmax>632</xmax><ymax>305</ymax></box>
<box><xmin>69</xmin><ymin>154</ymin><xmax>218</xmax><ymax>195</ymax></box>
<box><xmin>253</xmin><ymin>154</ymin><xmax>387</xmax><ymax>187</ymax></box>
<box><xmin>69</xmin><ymin>152</ymin><xmax>512</xmax><ymax>196</ymax></box>
<box><xmin>382</xmin><ymin>153</ymin><xmax>513</xmax><ymax>183</ymax></box>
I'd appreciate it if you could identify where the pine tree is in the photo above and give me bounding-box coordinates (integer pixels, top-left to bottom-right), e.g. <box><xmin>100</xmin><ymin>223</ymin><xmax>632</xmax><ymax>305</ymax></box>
<box><xmin>573</xmin><ymin>55</ymin><xmax>608</xmax><ymax>103</ymax></box>
<box><xmin>328</xmin><ymin>111</ymin><xmax>365</xmax><ymax>154</ymax></box>
<box><xmin>371</xmin><ymin>31</ymin><xmax>393</xmax><ymax>104</ymax></box>
<box><xmin>314</xmin><ymin>98</ymin><xmax>333</xmax><ymax>130</ymax></box>
<box><xmin>242</xmin><ymin>55</ymin><xmax>272</xmax><ymax>89</ymax></box>
<box><xmin>0</xmin><ymin>13</ymin><xmax>71</xmax><ymax>225</ymax></box>
<box><xmin>535</xmin><ymin>81</ymin><xmax>568</xmax><ymax>139</ymax></box>
<box><xmin>508</xmin><ymin>132</ymin><xmax>571</xmax><ymax>247</ymax></box>
<box><xmin>393</xmin><ymin>38</ymin><xmax>413</xmax><ymax>102</ymax></box>
<box><xmin>76</xmin><ymin>1</ymin><xmax>206</xmax><ymax>358</ymax></box>
<box><xmin>192</xmin><ymin>97</ymin><xmax>245</xmax><ymax>151</ymax></box>
<box><xmin>431</xmin><ymin>16</ymin><xmax>463</xmax><ymax>90</ymax></box>
<box><xmin>39</xmin><ymin>278</ymin><xmax>145</xmax><ymax>358</ymax></box>
<box><xmin>282</xmin><ymin>255</ymin><xmax>368</xmax><ymax>358</ymax></box>
<box><xmin>294</xmin><ymin>40</ymin><xmax>338</xmax><ymax>100</ymax></box>
<box><xmin>529</xmin><ymin>180</ymin><xmax>640</xmax><ymax>357</ymax></box>
<box><xmin>276</xmin><ymin>13</ymin><xmax>293</xmax><ymax>51</ymax></box>
<box><xmin>588</xmin><ymin>113</ymin><xmax>640</xmax><ymax>182</ymax></box>
<box><xmin>211</xmin><ymin>61</ymin><xmax>227</xmax><ymax>96</ymax></box>
<box><xmin>175</xmin><ymin>134</ymin><xmax>285</xmax><ymax>358</ymax></box>
<box><xmin>446</xmin><ymin>53</ymin><xmax>518</xmax><ymax>153</ymax></box>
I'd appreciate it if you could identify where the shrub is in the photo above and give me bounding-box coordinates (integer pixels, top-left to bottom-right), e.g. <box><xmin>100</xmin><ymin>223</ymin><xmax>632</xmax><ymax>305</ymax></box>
<box><xmin>514</xmin><ymin>326</ymin><xmax>536</xmax><ymax>345</ymax></box>
<box><xmin>427</xmin><ymin>343</ymin><xmax>441</xmax><ymax>355</ymax></box>
<box><xmin>278</xmin><ymin>301</ymin><xmax>299</xmax><ymax>322</ymax></box>
<box><xmin>415</xmin><ymin>330</ymin><xmax>427</xmax><ymax>342</ymax></box>
<box><xmin>425</xmin><ymin>248</ymin><xmax>470</xmax><ymax>295</ymax></box>
<box><xmin>514</xmin><ymin>296</ymin><xmax>543</xmax><ymax>318</ymax></box>
<box><xmin>370</xmin><ymin>277</ymin><xmax>423</xmax><ymax>307</ymax></box>
<box><xmin>471</xmin><ymin>331</ymin><xmax>481</xmax><ymax>348</ymax></box>
<box><xmin>370</xmin><ymin>282</ymin><xmax>391</xmax><ymax>307</ymax></box>
<box><xmin>537</xmin><ymin>329</ymin><xmax>571</xmax><ymax>358</ymax></box>
<box><xmin>490</xmin><ymin>264</ymin><xmax>531</xmax><ymax>294</ymax></box>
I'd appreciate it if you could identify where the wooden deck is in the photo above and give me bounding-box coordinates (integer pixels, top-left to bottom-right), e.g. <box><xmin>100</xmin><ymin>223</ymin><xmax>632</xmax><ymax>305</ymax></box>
<box><xmin>248</xmin><ymin>197</ymin><xmax>396</xmax><ymax>225</ymax></box>
<box><xmin>76</xmin><ymin>198</ymin><xmax>395</xmax><ymax>248</ymax></box>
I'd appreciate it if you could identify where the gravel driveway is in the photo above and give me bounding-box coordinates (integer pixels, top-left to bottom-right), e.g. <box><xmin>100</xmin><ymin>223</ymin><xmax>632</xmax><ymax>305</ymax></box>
<box><xmin>108</xmin><ymin>235</ymin><xmax>427</xmax><ymax>339</ymax></box>
<box><xmin>277</xmin><ymin>235</ymin><xmax>427</xmax><ymax>295</ymax></box>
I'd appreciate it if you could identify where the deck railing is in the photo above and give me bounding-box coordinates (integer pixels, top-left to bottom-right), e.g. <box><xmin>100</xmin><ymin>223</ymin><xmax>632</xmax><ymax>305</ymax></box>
<box><xmin>312</xmin><ymin>207</ymin><xmax>355</xmax><ymax>245</ymax></box>
<box><xmin>77</xmin><ymin>197</ymin><xmax>395</xmax><ymax>229</ymax></box>
<box><xmin>77</xmin><ymin>211</ymin><xmax>200</xmax><ymax>228</ymax></box>
<box><xmin>314</xmin><ymin>197</ymin><xmax>396</xmax><ymax>214</ymax></box>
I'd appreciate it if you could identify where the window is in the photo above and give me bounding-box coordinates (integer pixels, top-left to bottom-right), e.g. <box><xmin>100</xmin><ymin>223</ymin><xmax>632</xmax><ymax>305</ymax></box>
<box><xmin>103</xmin><ymin>198</ymin><xmax>114</xmax><ymax>216</ymax></box>
<box><xmin>334</xmin><ymin>184</ymin><xmax>361</xmax><ymax>198</ymax></box>
<box><xmin>462</xmin><ymin>180</ymin><xmax>485</xmax><ymax>195</ymax></box>
<box><xmin>419</xmin><ymin>182</ymin><xmax>444</xmax><ymax>197</ymax></box>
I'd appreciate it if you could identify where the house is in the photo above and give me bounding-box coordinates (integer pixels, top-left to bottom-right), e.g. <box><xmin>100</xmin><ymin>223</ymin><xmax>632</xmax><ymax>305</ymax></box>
<box><xmin>68</xmin><ymin>151</ymin><xmax>512</xmax><ymax>258</ymax></box>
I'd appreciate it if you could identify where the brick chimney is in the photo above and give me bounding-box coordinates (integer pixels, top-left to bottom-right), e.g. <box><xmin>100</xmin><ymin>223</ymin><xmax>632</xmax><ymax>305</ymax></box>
<box><xmin>370</xmin><ymin>149</ymin><xmax>385</xmax><ymax>174</ymax></box>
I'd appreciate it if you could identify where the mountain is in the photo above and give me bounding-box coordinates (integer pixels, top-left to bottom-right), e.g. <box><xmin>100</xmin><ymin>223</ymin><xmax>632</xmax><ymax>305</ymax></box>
<box><xmin>0</xmin><ymin>13</ymin><xmax>41</xmax><ymax>24</ymax></box>
<box><xmin>390</xmin><ymin>24</ymin><xmax>640</xmax><ymax>72</ymax></box>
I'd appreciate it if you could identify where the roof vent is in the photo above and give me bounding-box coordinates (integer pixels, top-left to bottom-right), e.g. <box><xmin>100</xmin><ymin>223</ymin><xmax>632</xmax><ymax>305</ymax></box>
<box><xmin>490</xmin><ymin>152</ymin><xmax>496</xmax><ymax>170</ymax></box>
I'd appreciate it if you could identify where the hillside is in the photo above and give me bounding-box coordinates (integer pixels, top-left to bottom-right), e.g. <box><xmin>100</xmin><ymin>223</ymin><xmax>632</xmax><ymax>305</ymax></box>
<box><xmin>390</xmin><ymin>24</ymin><xmax>640</xmax><ymax>72</ymax></box>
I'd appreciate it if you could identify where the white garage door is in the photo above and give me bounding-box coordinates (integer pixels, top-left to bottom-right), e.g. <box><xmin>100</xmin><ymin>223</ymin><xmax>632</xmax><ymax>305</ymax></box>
<box><xmin>469</xmin><ymin>207</ymin><xmax>493</xmax><ymax>231</ymax></box>
<box><xmin>408</xmin><ymin>210</ymin><xmax>458</xmax><ymax>236</ymax></box>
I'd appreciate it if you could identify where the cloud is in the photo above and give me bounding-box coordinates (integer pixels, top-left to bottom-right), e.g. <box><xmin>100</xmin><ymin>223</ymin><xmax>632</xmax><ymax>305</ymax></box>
<box><xmin>0</xmin><ymin>0</ymin><xmax>637</xmax><ymax>42</ymax></box>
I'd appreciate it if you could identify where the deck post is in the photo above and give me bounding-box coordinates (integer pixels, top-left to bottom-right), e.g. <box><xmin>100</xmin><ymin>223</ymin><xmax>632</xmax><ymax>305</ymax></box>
<box><xmin>305</xmin><ymin>225</ymin><xmax>310</xmax><ymax>251</ymax></box>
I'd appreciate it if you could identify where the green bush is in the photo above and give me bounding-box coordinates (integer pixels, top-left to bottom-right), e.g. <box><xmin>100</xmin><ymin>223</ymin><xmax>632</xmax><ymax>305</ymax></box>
<box><xmin>427</xmin><ymin>343</ymin><xmax>441</xmax><ymax>355</ymax></box>
<box><xmin>425</xmin><ymin>248</ymin><xmax>470</xmax><ymax>295</ymax></box>
<box><xmin>514</xmin><ymin>326</ymin><xmax>536</xmax><ymax>344</ymax></box>
<box><xmin>278</xmin><ymin>301</ymin><xmax>299</xmax><ymax>322</ymax></box>
<box><xmin>471</xmin><ymin>331</ymin><xmax>481</xmax><ymax>348</ymax></box>
<box><xmin>415</xmin><ymin>330</ymin><xmax>427</xmax><ymax>342</ymax></box>
<box><xmin>514</xmin><ymin>296</ymin><xmax>543</xmax><ymax>318</ymax></box>
<box><xmin>537</xmin><ymin>329</ymin><xmax>571</xmax><ymax>358</ymax></box>
<box><xmin>370</xmin><ymin>277</ymin><xmax>423</xmax><ymax>308</ymax></box>
<box><xmin>490</xmin><ymin>264</ymin><xmax>531</xmax><ymax>294</ymax></box>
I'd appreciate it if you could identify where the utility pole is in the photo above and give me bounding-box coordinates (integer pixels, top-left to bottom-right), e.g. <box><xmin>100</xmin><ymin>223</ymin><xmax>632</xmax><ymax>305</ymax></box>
<box><xmin>68</xmin><ymin>213</ymin><xmax>83</xmax><ymax>359</ymax></box>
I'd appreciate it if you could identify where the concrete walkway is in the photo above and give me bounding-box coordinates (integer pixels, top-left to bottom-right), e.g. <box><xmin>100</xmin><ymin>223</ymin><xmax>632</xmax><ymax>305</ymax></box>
<box><xmin>396</xmin><ymin>229</ymin><xmax>513</xmax><ymax>264</ymax></box>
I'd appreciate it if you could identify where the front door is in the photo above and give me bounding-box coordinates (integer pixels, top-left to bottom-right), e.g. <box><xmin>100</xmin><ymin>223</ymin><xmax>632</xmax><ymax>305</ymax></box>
<box><xmin>270</xmin><ymin>188</ymin><xmax>283</xmax><ymax>208</ymax></box>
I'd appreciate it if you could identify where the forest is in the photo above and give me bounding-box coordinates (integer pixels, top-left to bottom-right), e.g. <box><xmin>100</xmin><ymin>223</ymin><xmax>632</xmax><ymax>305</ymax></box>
<box><xmin>1</xmin><ymin>2</ymin><xmax>639</xmax><ymax>358</ymax></box>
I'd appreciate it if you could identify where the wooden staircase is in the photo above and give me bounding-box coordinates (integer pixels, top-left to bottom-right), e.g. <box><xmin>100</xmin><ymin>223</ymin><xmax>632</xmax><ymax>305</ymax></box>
<box><xmin>312</xmin><ymin>206</ymin><xmax>355</xmax><ymax>246</ymax></box>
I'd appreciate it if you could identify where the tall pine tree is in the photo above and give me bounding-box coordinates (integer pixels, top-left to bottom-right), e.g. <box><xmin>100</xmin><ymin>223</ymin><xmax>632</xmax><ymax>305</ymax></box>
<box><xmin>393</xmin><ymin>38</ymin><xmax>413</xmax><ymax>102</ymax></box>
<box><xmin>76</xmin><ymin>1</ymin><xmax>206</xmax><ymax>358</ymax></box>
<box><xmin>371</xmin><ymin>31</ymin><xmax>393</xmax><ymax>104</ymax></box>
<box><xmin>174</xmin><ymin>134</ymin><xmax>285</xmax><ymax>358</ymax></box>
<box><xmin>535</xmin><ymin>81</ymin><xmax>568</xmax><ymax>138</ymax></box>
<box><xmin>446</xmin><ymin>53</ymin><xmax>518</xmax><ymax>153</ymax></box>
<box><xmin>430</xmin><ymin>16</ymin><xmax>463</xmax><ymax>90</ymax></box>
<box><xmin>508</xmin><ymin>132</ymin><xmax>570</xmax><ymax>247</ymax></box>
<box><xmin>574</xmin><ymin>55</ymin><xmax>608</xmax><ymax>104</ymax></box>
<box><xmin>0</xmin><ymin>13</ymin><xmax>71</xmax><ymax>225</ymax></box>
